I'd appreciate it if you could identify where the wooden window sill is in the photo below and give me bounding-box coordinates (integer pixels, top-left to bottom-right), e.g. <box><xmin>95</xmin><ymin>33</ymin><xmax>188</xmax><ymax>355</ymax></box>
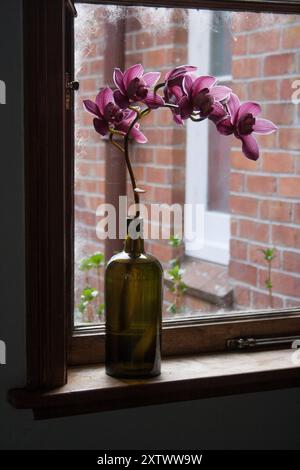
<box><xmin>8</xmin><ymin>349</ymin><xmax>300</xmax><ymax>419</ymax></box>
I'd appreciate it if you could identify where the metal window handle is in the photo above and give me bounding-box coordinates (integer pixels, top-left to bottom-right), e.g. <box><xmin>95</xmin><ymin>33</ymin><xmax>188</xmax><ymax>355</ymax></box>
<box><xmin>65</xmin><ymin>74</ymin><xmax>79</xmax><ymax>110</ymax></box>
<box><xmin>227</xmin><ymin>335</ymin><xmax>300</xmax><ymax>351</ymax></box>
<box><xmin>66</xmin><ymin>80</ymin><xmax>80</xmax><ymax>91</ymax></box>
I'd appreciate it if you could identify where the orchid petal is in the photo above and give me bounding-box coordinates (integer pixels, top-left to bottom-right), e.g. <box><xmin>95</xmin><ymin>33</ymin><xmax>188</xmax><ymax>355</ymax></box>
<box><xmin>165</xmin><ymin>65</ymin><xmax>197</xmax><ymax>81</ymax></box>
<box><xmin>192</xmin><ymin>76</ymin><xmax>217</xmax><ymax>97</ymax></box>
<box><xmin>96</xmin><ymin>87</ymin><xmax>114</xmax><ymax>116</ymax></box>
<box><xmin>209</xmin><ymin>85</ymin><xmax>232</xmax><ymax>102</ymax></box>
<box><xmin>169</xmin><ymin>85</ymin><xmax>184</xmax><ymax>100</ymax></box>
<box><xmin>113</xmin><ymin>68</ymin><xmax>126</xmax><ymax>94</ymax></box>
<box><xmin>93</xmin><ymin>118</ymin><xmax>109</xmax><ymax>136</ymax></box>
<box><xmin>241</xmin><ymin>134</ymin><xmax>260</xmax><ymax>161</ymax></box>
<box><xmin>227</xmin><ymin>93</ymin><xmax>240</xmax><ymax>123</ymax></box>
<box><xmin>209</xmin><ymin>102</ymin><xmax>228</xmax><ymax>124</ymax></box>
<box><xmin>217</xmin><ymin>117</ymin><xmax>234</xmax><ymax>135</ymax></box>
<box><xmin>123</xmin><ymin>109</ymin><xmax>136</xmax><ymax>121</ymax></box>
<box><xmin>142</xmin><ymin>72</ymin><xmax>161</xmax><ymax>87</ymax></box>
<box><xmin>117</xmin><ymin>119</ymin><xmax>147</xmax><ymax>143</ymax></box>
<box><xmin>178</xmin><ymin>96</ymin><xmax>193</xmax><ymax>119</ymax></box>
<box><xmin>130</xmin><ymin>124</ymin><xmax>148</xmax><ymax>144</ymax></box>
<box><xmin>113</xmin><ymin>89</ymin><xmax>130</xmax><ymax>109</ymax></box>
<box><xmin>172</xmin><ymin>112</ymin><xmax>184</xmax><ymax>125</ymax></box>
<box><xmin>83</xmin><ymin>99</ymin><xmax>99</xmax><ymax>117</ymax></box>
<box><xmin>123</xmin><ymin>64</ymin><xmax>144</xmax><ymax>89</ymax></box>
<box><xmin>116</xmin><ymin>113</ymin><xmax>138</xmax><ymax>134</ymax></box>
<box><xmin>144</xmin><ymin>91</ymin><xmax>165</xmax><ymax>109</ymax></box>
<box><xmin>183</xmin><ymin>75</ymin><xmax>194</xmax><ymax>95</ymax></box>
<box><xmin>253</xmin><ymin>118</ymin><xmax>278</xmax><ymax>135</ymax></box>
<box><xmin>238</xmin><ymin>102</ymin><xmax>261</xmax><ymax>121</ymax></box>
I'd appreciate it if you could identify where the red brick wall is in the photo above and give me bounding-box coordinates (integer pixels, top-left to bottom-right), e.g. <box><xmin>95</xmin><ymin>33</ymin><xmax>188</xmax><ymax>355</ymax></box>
<box><xmin>229</xmin><ymin>13</ymin><xmax>300</xmax><ymax>309</ymax></box>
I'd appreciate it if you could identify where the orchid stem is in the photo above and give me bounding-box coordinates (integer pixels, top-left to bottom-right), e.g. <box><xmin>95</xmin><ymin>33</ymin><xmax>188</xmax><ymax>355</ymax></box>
<box><xmin>128</xmin><ymin>105</ymin><xmax>141</xmax><ymax>116</ymax></box>
<box><xmin>109</xmin><ymin>128</ymin><xmax>125</xmax><ymax>137</ymax></box>
<box><xmin>108</xmin><ymin>108</ymin><xmax>150</xmax><ymax>217</ymax></box>
<box><xmin>124</xmin><ymin>107</ymin><xmax>151</xmax><ymax>215</ymax></box>
<box><xmin>154</xmin><ymin>82</ymin><xmax>165</xmax><ymax>95</ymax></box>
<box><xmin>163</xmin><ymin>103</ymin><xmax>180</xmax><ymax>111</ymax></box>
<box><xmin>109</xmin><ymin>132</ymin><xmax>125</xmax><ymax>153</ymax></box>
<box><xmin>124</xmin><ymin>111</ymin><xmax>140</xmax><ymax>208</ymax></box>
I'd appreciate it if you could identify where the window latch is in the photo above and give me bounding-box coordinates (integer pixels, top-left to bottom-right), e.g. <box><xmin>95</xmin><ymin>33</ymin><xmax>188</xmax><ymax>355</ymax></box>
<box><xmin>227</xmin><ymin>335</ymin><xmax>300</xmax><ymax>351</ymax></box>
<box><xmin>66</xmin><ymin>80</ymin><xmax>80</xmax><ymax>91</ymax></box>
<box><xmin>65</xmin><ymin>73</ymin><xmax>79</xmax><ymax>111</ymax></box>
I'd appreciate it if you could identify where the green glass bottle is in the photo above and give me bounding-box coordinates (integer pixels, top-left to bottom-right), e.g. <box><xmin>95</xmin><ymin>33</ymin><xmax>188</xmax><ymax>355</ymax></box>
<box><xmin>105</xmin><ymin>217</ymin><xmax>162</xmax><ymax>378</ymax></box>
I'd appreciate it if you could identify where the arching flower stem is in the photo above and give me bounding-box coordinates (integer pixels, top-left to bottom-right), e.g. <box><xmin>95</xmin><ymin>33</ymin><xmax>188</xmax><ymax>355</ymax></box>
<box><xmin>109</xmin><ymin>132</ymin><xmax>125</xmax><ymax>154</ymax></box>
<box><xmin>109</xmin><ymin>107</ymin><xmax>151</xmax><ymax>216</ymax></box>
<box><xmin>124</xmin><ymin>107</ymin><xmax>151</xmax><ymax>210</ymax></box>
<box><xmin>154</xmin><ymin>82</ymin><xmax>165</xmax><ymax>95</ymax></box>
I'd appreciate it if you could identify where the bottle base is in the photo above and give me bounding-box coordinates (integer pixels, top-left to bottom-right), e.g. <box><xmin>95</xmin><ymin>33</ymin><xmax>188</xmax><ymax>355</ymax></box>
<box><xmin>105</xmin><ymin>367</ymin><xmax>161</xmax><ymax>379</ymax></box>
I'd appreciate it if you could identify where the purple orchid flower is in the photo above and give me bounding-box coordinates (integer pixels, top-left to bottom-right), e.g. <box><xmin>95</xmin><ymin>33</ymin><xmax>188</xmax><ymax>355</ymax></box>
<box><xmin>113</xmin><ymin>64</ymin><xmax>164</xmax><ymax>109</ymax></box>
<box><xmin>178</xmin><ymin>75</ymin><xmax>232</xmax><ymax>122</ymax></box>
<box><xmin>164</xmin><ymin>65</ymin><xmax>197</xmax><ymax>125</ymax></box>
<box><xmin>83</xmin><ymin>87</ymin><xmax>147</xmax><ymax>143</ymax></box>
<box><xmin>164</xmin><ymin>65</ymin><xmax>198</xmax><ymax>84</ymax></box>
<box><xmin>217</xmin><ymin>93</ymin><xmax>278</xmax><ymax>160</ymax></box>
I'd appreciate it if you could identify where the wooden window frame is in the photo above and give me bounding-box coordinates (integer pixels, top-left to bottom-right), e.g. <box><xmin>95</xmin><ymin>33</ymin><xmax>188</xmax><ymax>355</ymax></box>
<box><xmin>23</xmin><ymin>0</ymin><xmax>300</xmax><ymax>393</ymax></box>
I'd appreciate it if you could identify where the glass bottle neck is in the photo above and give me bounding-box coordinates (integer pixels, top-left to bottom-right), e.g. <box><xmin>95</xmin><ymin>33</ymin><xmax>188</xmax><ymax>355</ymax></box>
<box><xmin>124</xmin><ymin>235</ymin><xmax>145</xmax><ymax>255</ymax></box>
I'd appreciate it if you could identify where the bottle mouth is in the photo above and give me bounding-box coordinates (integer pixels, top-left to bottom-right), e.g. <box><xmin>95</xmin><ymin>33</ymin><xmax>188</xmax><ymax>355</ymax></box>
<box><xmin>126</xmin><ymin>216</ymin><xmax>143</xmax><ymax>239</ymax></box>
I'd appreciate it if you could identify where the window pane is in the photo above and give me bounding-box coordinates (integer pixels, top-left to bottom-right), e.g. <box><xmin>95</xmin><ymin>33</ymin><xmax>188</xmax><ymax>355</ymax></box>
<box><xmin>74</xmin><ymin>5</ymin><xmax>300</xmax><ymax>327</ymax></box>
<box><xmin>210</xmin><ymin>11</ymin><xmax>232</xmax><ymax>78</ymax></box>
<box><xmin>208</xmin><ymin>12</ymin><xmax>232</xmax><ymax>212</ymax></box>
